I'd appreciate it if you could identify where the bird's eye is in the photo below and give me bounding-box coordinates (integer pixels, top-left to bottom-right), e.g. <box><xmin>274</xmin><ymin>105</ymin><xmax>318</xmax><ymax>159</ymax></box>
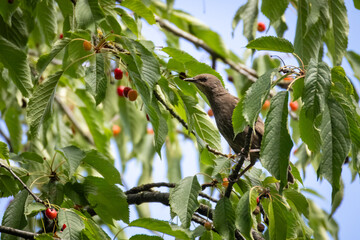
<box><xmin>199</xmin><ymin>77</ymin><xmax>207</xmax><ymax>82</ymax></box>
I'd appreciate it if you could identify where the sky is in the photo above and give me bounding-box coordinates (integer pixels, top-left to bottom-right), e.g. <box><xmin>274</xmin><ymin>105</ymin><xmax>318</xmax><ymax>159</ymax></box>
<box><xmin>1</xmin><ymin>1</ymin><xmax>360</xmax><ymax>239</ymax></box>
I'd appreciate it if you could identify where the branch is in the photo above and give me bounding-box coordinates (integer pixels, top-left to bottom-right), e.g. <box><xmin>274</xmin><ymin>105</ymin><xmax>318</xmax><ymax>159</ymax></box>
<box><xmin>125</xmin><ymin>182</ymin><xmax>175</xmax><ymax>194</ymax></box>
<box><xmin>153</xmin><ymin>90</ymin><xmax>231</xmax><ymax>158</ymax></box>
<box><xmin>224</xmin><ymin>127</ymin><xmax>253</xmax><ymax>198</ymax></box>
<box><xmin>54</xmin><ymin>95</ymin><xmax>95</xmax><ymax>145</ymax></box>
<box><xmin>155</xmin><ymin>16</ymin><xmax>258</xmax><ymax>82</ymax></box>
<box><xmin>0</xmin><ymin>162</ymin><xmax>44</xmax><ymax>205</ymax></box>
<box><xmin>0</xmin><ymin>225</ymin><xmax>38</xmax><ymax>239</ymax></box>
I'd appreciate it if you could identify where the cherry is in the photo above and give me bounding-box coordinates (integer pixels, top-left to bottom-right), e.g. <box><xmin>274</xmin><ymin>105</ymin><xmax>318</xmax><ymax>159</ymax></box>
<box><xmin>147</xmin><ymin>128</ymin><xmax>154</xmax><ymax>134</ymax></box>
<box><xmin>284</xmin><ymin>76</ymin><xmax>292</xmax><ymax>82</ymax></box>
<box><xmin>59</xmin><ymin>34</ymin><xmax>64</xmax><ymax>39</ymax></box>
<box><xmin>262</xmin><ymin>100</ymin><xmax>270</xmax><ymax>110</ymax></box>
<box><xmin>289</xmin><ymin>101</ymin><xmax>299</xmax><ymax>111</ymax></box>
<box><xmin>128</xmin><ymin>89</ymin><xmax>138</xmax><ymax>101</ymax></box>
<box><xmin>204</xmin><ymin>221</ymin><xmax>212</xmax><ymax>231</ymax></box>
<box><xmin>257</xmin><ymin>223</ymin><xmax>265</xmax><ymax>232</ymax></box>
<box><xmin>256</xmin><ymin>196</ymin><xmax>260</xmax><ymax>204</ymax></box>
<box><xmin>83</xmin><ymin>40</ymin><xmax>92</xmax><ymax>51</ymax></box>
<box><xmin>207</xmin><ymin>109</ymin><xmax>214</xmax><ymax>117</ymax></box>
<box><xmin>117</xmin><ymin>86</ymin><xmax>125</xmax><ymax>97</ymax></box>
<box><xmin>123</xmin><ymin>87</ymin><xmax>132</xmax><ymax>98</ymax></box>
<box><xmin>112</xmin><ymin>125</ymin><xmax>121</xmax><ymax>135</ymax></box>
<box><xmin>114</xmin><ymin>68</ymin><xmax>123</xmax><ymax>80</ymax></box>
<box><xmin>252</xmin><ymin>206</ymin><xmax>260</xmax><ymax>215</ymax></box>
<box><xmin>45</xmin><ymin>208</ymin><xmax>57</xmax><ymax>219</ymax></box>
<box><xmin>61</xmin><ymin>224</ymin><xmax>67</xmax><ymax>231</ymax></box>
<box><xmin>257</xmin><ymin>22</ymin><xmax>266</xmax><ymax>32</ymax></box>
<box><xmin>228</xmin><ymin>76</ymin><xmax>234</xmax><ymax>82</ymax></box>
<box><xmin>222</xmin><ymin>177</ymin><xmax>229</xmax><ymax>187</ymax></box>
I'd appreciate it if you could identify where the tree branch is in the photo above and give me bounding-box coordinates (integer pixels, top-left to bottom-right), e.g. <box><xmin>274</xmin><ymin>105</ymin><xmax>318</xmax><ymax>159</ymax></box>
<box><xmin>0</xmin><ymin>162</ymin><xmax>44</xmax><ymax>205</ymax></box>
<box><xmin>155</xmin><ymin>16</ymin><xmax>258</xmax><ymax>82</ymax></box>
<box><xmin>0</xmin><ymin>128</ymin><xmax>13</xmax><ymax>153</ymax></box>
<box><xmin>0</xmin><ymin>225</ymin><xmax>38</xmax><ymax>239</ymax></box>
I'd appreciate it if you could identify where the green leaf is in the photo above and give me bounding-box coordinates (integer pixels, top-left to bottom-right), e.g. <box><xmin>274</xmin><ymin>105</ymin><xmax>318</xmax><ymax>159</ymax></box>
<box><xmin>0</xmin><ymin>142</ymin><xmax>10</xmax><ymax>161</ymax></box>
<box><xmin>272</xmin><ymin>16</ymin><xmax>288</xmax><ymax>38</ymax></box>
<box><xmin>346</xmin><ymin>51</ymin><xmax>360</xmax><ymax>81</ymax></box>
<box><xmin>85</xmin><ymin>54</ymin><xmax>108</xmax><ymax>105</ymax></box>
<box><xmin>76</xmin><ymin>89</ymin><xmax>111</xmax><ymax>156</ymax></box>
<box><xmin>318</xmin><ymin>98</ymin><xmax>350</xmax><ymax>201</ymax></box>
<box><xmin>232</xmin><ymin>98</ymin><xmax>247</xmax><ymax>137</ymax></box>
<box><xmin>0</xmin><ymin>36</ymin><xmax>33</xmax><ymax>97</ymax></box>
<box><xmin>180</xmin><ymin>94</ymin><xmax>222</xmax><ymax>152</ymax></box>
<box><xmin>212</xmin><ymin>157</ymin><xmax>231</xmax><ymax>176</ymax></box>
<box><xmin>37</xmin><ymin>38</ymin><xmax>71</xmax><ymax>77</ymax></box>
<box><xmin>4</xmin><ymin>106</ymin><xmax>21</xmax><ymax>153</ymax></box>
<box><xmin>232</xmin><ymin>0</ymin><xmax>258</xmax><ymax>42</ymax></box>
<box><xmin>121</xmin><ymin>0</ymin><xmax>156</xmax><ymax>25</ymax></box>
<box><xmin>129</xmin><ymin>218</ymin><xmax>191</xmax><ymax>239</ymax></box>
<box><xmin>331</xmin><ymin>66</ymin><xmax>360</xmax><ymax>148</ymax></box>
<box><xmin>129</xmin><ymin>235</ymin><xmax>163</xmax><ymax>240</ymax></box>
<box><xmin>268</xmin><ymin>199</ymin><xmax>287</xmax><ymax>240</ymax></box>
<box><xmin>214</xmin><ymin>198</ymin><xmax>236</xmax><ymax>240</ymax></box>
<box><xmin>56</xmin><ymin>146</ymin><xmax>86</xmax><ymax>178</ymax></box>
<box><xmin>302</xmin><ymin>60</ymin><xmax>331</xmax><ymax>120</ymax></box>
<box><xmin>299</xmin><ymin>108</ymin><xmax>322</xmax><ymax>152</ymax></box>
<box><xmin>235</xmin><ymin>191</ymin><xmax>252</xmax><ymax>240</ymax></box>
<box><xmin>0</xmin><ymin>9</ymin><xmax>28</xmax><ymax>49</ymax></box>
<box><xmin>246</xmin><ymin>36</ymin><xmax>294</xmax><ymax>53</ymax></box>
<box><xmin>284</xmin><ymin>189</ymin><xmax>309</xmax><ymax>218</ymax></box>
<box><xmin>115</xmin><ymin>8</ymin><xmax>138</xmax><ymax>36</ymax></box>
<box><xmin>75</xmin><ymin>0</ymin><xmax>105</xmax><ymax>30</ymax></box>
<box><xmin>324</xmin><ymin>0</ymin><xmax>349</xmax><ymax>65</ymax></box>
<box><xmin>36</xmin><ymin>0</ymin><xmax>57</xmax><ymax>46</ymax></box>
<box><xmin>162</xmin><ymin>47</ymin><xmax>224</xmax><ymax>85</ymax></box>
<box><xmin>27</xmin><ymin>71</ymin><xmax>63</xmax><ymax>138</ymax></box>
<box><xmin>84</xmin><ymin>176</ymin><xmax>129</xmax><ymax>224</ymax></box>
<box><xmin>1</xmin><ymin>190</ymin><xmax>28</xmax><ymax>240</ymax></box>
<box><xmin>57</xmin><ymin>209</ymin><xmax>85</xmax><ymax>240</ymax></box>
<box><xmin>0</xmin><ymin>0</ymin><xmax>20</xmax><ymax>25</ymax></box>
<box><xmin>12</xmin><ymin>152</ymin><xmax>44</xmax><ymax>163</ymax></box>
<box><xmin>82</xmin><ymin>217</ymin><xmax>111</xmax><ymax>240</ymax></box>
<box><xmin>24</xmin><ymin>202</ymin><xmax>46</xmax><ymax>217</ymax></box>
<box><xmin>355</xmin><ymin>0</ymin><xmax>360</xmax><ymax>9</ymax></box>
<box><xmin>83</xmin><ymin>150</ymin><xmax>122</xmax><ymax>185</ymax></box>
<box><xmin>260</xmin><ymin>91</ymin><xmax>293</xmax><ymax>190</ymax></box>
<box><xmin>294</xmin><ymin>0</ymin><xmax>328</xmax><ymax>65</ymax></box>
<box><xmin>242</xmin><ymin>69</ymin><xmax>274</xmax><ymax>129</ymax></box>
<box><xmin>261</xmin><ymin>0</ymin><xmax>288</xmax><ymax>23</ymax></box>
<box><xmin>169</xmin><ymin>176</ymin><xmax>201</xmax><ymax>228</ymax></box>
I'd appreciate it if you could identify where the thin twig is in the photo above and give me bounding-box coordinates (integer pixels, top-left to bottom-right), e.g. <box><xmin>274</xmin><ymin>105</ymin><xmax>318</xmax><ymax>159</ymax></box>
<box><xmin>153</xmin><ymin>90</ymin><xmax>230</xmax><ymax>158</ymax></box>
<box><xmin>125</xmin><ymin>182</ymin><xmax>175</xmax><ymax>194</ymax></box>
<box><xmin>54</xmin><ymin>95</ymin><xmax>95</xmax><ymax>145</ymax></box>
<box><xmin>199</xmin><ymin>192</ymin><xmax>218</xmax><ymax>203</ymax></box>
<box><xmin>0</xmin><ymin>128</ymin><xmax>13</xmax><ymax>153</ymax></box>
<box><xmin>0</xmin><ymin>162</ymin><xmax>44</xmax><ymax>204</ymax></box>
<box><xmin>0</xmin><ymin>225</ymin><xmax>38</xmax><ymax>239</ymax></box>
<box><xmin>155</xmin><ymin>16</ymin><xmax>258</xmax><ymax>82</ymax></box>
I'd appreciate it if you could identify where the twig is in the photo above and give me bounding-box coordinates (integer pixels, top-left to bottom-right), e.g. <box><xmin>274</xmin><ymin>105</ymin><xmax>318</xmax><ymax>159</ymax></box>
<box><xmin>0</xmin><ymin>162</ymin><xmax>44</xmax><ymax>204</ymax></box>
<box><xmin>155</xmin><ymin>16</ymin><xmax>258</xmax><ymax>82</ymax></box>
<box><xmin>224</xmin><ymin>128</ymin><xmax>253</xmax><ymax>198</ymax></box>
<box><xmin>153</xmin><ymin>90</ymin><xmax>230</xmax><ymax>158</ymax></box>
<box><xmin>54</xmin><ymin>95</ymin><xmax>95</xmax><ymax>145</ymax></box>
<box><xmin>0</xmin><ymin>128</ymin><xmax>13</xmax><ymax>153</ymax></box>
<box><xmin>0</xmin><ymin>225</ymin><xmax>38</xmax><ymax>239</ymax></box>
<box><xmin>199</xmin><ymin>192</ymin><xmax>218</xmax><ymax>203</ymax></box>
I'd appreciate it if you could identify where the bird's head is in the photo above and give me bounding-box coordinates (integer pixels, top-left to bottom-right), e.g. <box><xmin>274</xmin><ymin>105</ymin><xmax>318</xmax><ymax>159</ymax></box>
<box><xmin>184</xmin><ymin>74</ymin><xmax>224</xmax><ymax>98</ymax></box>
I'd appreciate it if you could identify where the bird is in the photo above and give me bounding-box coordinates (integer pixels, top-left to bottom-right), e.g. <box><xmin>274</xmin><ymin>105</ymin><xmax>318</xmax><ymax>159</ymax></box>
<box><xmin>184</xmin><ymin>73</ymin><xmax>294</xmax><ymax>183</ymax></box>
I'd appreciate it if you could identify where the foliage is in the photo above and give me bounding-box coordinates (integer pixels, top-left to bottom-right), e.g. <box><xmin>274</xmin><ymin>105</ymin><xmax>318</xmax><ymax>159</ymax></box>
<box><xmin>0</xmin><ymin>0</ymin><xmax>358</xmax><ymax>239</ymax></box>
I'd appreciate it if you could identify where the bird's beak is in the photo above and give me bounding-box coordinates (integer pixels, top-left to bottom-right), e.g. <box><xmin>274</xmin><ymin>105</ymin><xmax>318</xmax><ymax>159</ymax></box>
<box><xmin>184</xmin><ymin>77</ymin><xmax>197</xmax><ymax>82</ymax></box>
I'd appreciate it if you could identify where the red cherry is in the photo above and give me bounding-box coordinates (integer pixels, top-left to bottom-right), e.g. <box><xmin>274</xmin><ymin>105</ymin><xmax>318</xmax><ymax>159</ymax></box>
<box><xmin>284</xmin><ymin>77</ymin><xmax>292</xmax><ymax>82</ymax></box>
<box><xmin>123</xmin><ymin>87</ymin><xmax>131</xmax><ymax>98</ymax></box>
<box><xmin>59</xmin><ymin>34</ymin><xmax>64</xmax><ymax>39</ymax></box>
<box><xmin>61</xmin><ymin>224</ymin><xmax>67</xmax><ymax>231</ymax></box>
<box><xmin>114</xmin><ymin>68</ymin><xmax>123</xmax><ymax>80</ymax></box>
<box><xmin>257</xmin><ymin>22</ymin><xmax>266</xmax><ymax>32</ymax></box>
<box><xmin>222</xmin><ymin>177</ymin><xmax>229</xmax><ymax>187</ymax></box>
<box><xmin>207</xmin><ymin>109</ymin><xmax>214</xmax><ymax>117</ymax></box>
<box><xmin>256</xmin><ymin>196</ymin><xmax>260</xmax><ymax>204</ymax></box>
<box><xmin>83</xmin><ymin>40</ymin><xmax>92</xmax><ymax>51</ymax></box>
<box><xmin>117</xmin><ymin>86</ymin><xmax>125</xmax><ymax>97</ymax></box>
<box><xmin>289</xmin><ymin>101</ymin><xmax>299</xmax><ymax>111</ymax></box>
<box><xmin>45</xmin><ymin>208</ymin><xmax>57</xmax><ymax>219</ymax></box>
